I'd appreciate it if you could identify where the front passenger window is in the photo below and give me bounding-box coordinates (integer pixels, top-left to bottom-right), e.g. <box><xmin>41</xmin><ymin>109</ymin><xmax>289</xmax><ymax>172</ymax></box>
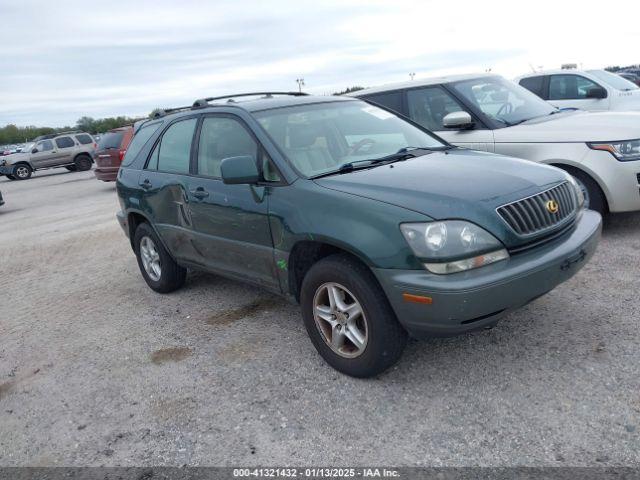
<box><xmin>549</xmin><ymin>75</ymin><xmax>600</xmax><ymax>100</ymax></box>
<box><xmin>37</xmin><ymin>140</ymin><xmax>54</xmax><ymax>151</ymax></box>
<box><xmin>407</xmin><ymin>87</ymin><xmax>467</xmax><ymax>131</ymax></box>
<box><xmin>197</xmin><ymin>117</ymin><xmax>258</xmax><ymax>177</ymax></box>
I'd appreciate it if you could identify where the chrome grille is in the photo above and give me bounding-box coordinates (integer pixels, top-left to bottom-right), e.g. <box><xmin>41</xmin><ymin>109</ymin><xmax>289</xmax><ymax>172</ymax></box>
<box><xmin>497</xmin><ymin>182</ymin><xmax>577</xmax><ymax>236</ymax></box>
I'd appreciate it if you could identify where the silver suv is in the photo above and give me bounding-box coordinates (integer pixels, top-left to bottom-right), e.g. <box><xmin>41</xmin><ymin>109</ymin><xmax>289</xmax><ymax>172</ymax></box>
<box><xmin>0</xmin><ymin>131</ymin><xmax>95</xmax><ymax>180</ymax></box>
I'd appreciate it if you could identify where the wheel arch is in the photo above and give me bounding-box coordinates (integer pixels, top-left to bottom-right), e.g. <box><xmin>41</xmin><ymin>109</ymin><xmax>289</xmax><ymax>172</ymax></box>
<box><xmin>547</xmin><ymin>160</ymin><xmax>610</xmax><ymax>212</ymax></box>
<box><xmin>286</xmin><ymin>239</ymin><xmax>374</xmax><ymax>302</ymax></box>
<box><xmin>73</xmin><ymin>152</ymin><xmax>94</xmax><ymax>163</ymax></box>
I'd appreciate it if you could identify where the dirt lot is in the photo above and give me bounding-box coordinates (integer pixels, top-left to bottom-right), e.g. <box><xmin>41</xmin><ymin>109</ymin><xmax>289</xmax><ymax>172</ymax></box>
<box><xmin>0</xmin><ymin>169</ymin><xmax>639</xmax><ymax>466</ymax></box>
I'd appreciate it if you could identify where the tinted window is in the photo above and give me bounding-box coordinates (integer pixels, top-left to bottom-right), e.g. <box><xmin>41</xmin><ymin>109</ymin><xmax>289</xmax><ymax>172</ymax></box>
<box><xmin>55</xmin><ymin>136</ymin><xmax>75</xmax><ymax>148</ymax></box>
<box><xmin>519</xmin><ymin>76</ymin><xmax>545</xmax><ymax>97</ymax></box>
<box><xmin>363</xmin><ymin>91</ymin><xmax>403</xmax><ymax>113</ymax></box>
<box><xmin>153</xmin><ymin>118</ymin><xmax>197</xmax><ymax>174</ymax></box>
<box><xmin>122</xmin><ymin>121</ymin><xmax>163</xmax><ymax>167</ymax></box>
<box><xmin>37</xmin><ymin>140</ymin><xmax>54</xmax><ymax>151</ymax></box>
<box><xmin>75</xmin><ymin>134</ymin><xmax>94</xmax><ymax>145</ymax></box>
<box><xmin>549</xmin><ymin>75</ymin><xmax>600</xmax><ymax>100</ymax></box>
<box><xmin>407</xmin><ymin>87</ymin><xmax>467</xmax><ymax>131</ymax></box>
<box><xmin>197</xmin><ymin>117</ymin><xmax>258</xmax><ymax>177</ymax></box>
<box><xmin>98</xmin><ymin>131</ymin><xmax>125</xmax><ymax>150</ymax></box>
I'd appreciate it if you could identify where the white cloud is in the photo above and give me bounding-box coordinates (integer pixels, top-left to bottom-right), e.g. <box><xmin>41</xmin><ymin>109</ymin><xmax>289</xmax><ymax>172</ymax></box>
<box><xmin>1</xmin><ymin>0</ymin><xmax>638</xmax><ymax>126</ymax></box>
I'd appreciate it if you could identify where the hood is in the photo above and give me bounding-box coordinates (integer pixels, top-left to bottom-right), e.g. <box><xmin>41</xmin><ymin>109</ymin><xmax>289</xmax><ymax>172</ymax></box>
<box><xmin>1</xmin><ymin>152</ymin><xmax>29</xmax><ymax>165</ymax></box>
<box><xmin>495</xmin><ymin>110</ymin><xmax>640</xmax><ymax>143</ymax></box>
<box><xmin>314</xmin><ymin>149</ymin><xmax>567</xmax><ymax>246</ymax></box>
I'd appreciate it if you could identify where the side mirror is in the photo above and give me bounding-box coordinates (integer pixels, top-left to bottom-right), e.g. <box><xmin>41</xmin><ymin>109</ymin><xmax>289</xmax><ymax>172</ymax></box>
<box><xmin>31</xmin><ymin>148</ymin><xmax>38</xmax><ymax>154</ymax></box>
<box><xmin>443</xmin><ymin>111</ymin><xmax>474</xmax><ymax>130</ymax></box>
<box><xmin>585</xmin><ymin>86</ymin><xmax>607</xmax><ymax>99</ymax></box>
<box><xmin>220</xmin><ymin>155</ymin><xmax>260</xmax><ymax>185</ymax></box>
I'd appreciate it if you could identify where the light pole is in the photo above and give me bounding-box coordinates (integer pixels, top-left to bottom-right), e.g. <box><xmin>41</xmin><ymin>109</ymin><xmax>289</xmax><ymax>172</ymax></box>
<box><xmin>409</xmin><ymin>72</ymin><xmax>415</xmax><ymax>81</ymax></box>
<box><xmin>296</xmin><ymin>78</ymin><xmax>305</xmax><ymax>93</ymax></box>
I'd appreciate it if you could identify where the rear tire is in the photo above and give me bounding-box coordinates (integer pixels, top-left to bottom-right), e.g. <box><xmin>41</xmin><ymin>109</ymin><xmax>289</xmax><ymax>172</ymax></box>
<box><xmin>300</xmin><ymin>254</ymin><xmax>408</xmax><ymax>378</ymax></box>
<box><xmin>12</xmin><ymin>164</ymin><xmax>32</xmax><ymax>180</ymax></box>
<box><xmin>74</xmin><ymin>155</ymin><xmax>92</xmax><ymax>172</ymax></box>
<box><xmin>133</xmin><ymin>222</ymin><xmax>186</xmax><ymax>293</ymax></box>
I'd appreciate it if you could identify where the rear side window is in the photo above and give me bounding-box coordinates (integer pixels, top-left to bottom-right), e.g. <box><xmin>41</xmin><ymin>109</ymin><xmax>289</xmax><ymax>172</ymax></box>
<box><xmin>122</xmin><ymin>122</ymin><xmax>163</xmax><ymax>167</ymax></box>
<box><xmin>98</xmin><ymin>132</ymin><xmax>125</xmax><ymax>150</ymax></box>
<box><xmin>55</xmin><ymin>136</ymin><xmax>75</xmax><ymax>148</ymax></box>
<box><xmin>519</xmin><ymin>76</ymin><xmax>545</xmax><ymax>98</ymax></box>
<box><xmin>148</xmin><ymin>118</ymin><xmax>197</xmax><ymax>174</ymax></box>
<box><xmin>363</xmin><ymin>91</ymin><xmax>404</xmax><ymax>114</ymax></box>
<box><xmin>75</xmin><ymin>134</ymin><xmax>94</xmax><ymax>145</ymax></box>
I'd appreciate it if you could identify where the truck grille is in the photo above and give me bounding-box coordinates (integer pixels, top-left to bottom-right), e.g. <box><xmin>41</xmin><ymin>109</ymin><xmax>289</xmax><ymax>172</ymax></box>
<box><xmin>497</xmin><ymin>182</ymin><xmax>577</xmax><ymax>236</ymax></box>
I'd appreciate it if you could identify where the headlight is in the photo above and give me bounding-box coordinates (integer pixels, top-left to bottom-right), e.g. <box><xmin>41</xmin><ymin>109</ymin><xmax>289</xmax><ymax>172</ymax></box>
<box><xmin>400</xmin><ymin>221</ymin><xmax>509</xmax><ymax>274</ymax></box>
<box><xmin>565</xmin><ymin>174</ymin><xmax>585</xmax><ymax>209</ymax></box>
<box><xmin>588</xmin><ymin>139</ymin><xmax>640</xmax><ymax>162</ymax></box>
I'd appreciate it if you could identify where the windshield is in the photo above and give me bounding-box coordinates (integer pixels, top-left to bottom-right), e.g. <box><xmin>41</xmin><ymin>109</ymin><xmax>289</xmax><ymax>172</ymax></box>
<box><xmin>254</xmin><ymin>100</ymin><xmax>445</xmax><ymax>178</ymax></box>
<box><xmin>588</xmin><ymin>70</ymin><xmax>639</xmax><ymax>91</ymax></box>
<box><xmin>451</xmin><ymin>76</ymin><xmax>556</xmax><ymax>126</ymax></box>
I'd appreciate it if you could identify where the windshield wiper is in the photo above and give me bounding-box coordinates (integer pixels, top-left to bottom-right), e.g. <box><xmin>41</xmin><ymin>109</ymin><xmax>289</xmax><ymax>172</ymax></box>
<box><xmin>311</xmin><ymin>146</ymin><xmax>447</xmax><ymax>179</ymax></box>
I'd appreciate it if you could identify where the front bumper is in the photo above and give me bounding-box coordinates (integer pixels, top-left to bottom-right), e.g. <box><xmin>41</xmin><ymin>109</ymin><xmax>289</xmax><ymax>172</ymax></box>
<box><xmin>0</xmin><ymin>165</ymin><xmax>14</xmax><ymax>175</ymax></box>
<box><xmin>374</xmin><ymin>209</ymin><xmax>602</xmax><ymax>338</ymax></box>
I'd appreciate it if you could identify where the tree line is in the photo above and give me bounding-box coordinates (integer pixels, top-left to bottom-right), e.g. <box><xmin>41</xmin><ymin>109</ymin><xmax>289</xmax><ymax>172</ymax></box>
<box><xmin>0</xmin><ymin>114</ymin><xmax>148</xmax><ymax>145</ymax></box>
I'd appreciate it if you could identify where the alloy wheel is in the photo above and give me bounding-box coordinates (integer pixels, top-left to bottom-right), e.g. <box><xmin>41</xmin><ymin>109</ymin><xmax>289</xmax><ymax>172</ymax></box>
<box><xmin>15</xmin><ymin>166</ymin><xmax>30</xmax><ymax>179</ymax></box>
<box><xmin>140</xmin><ymin>236</ymin><xmax>161</xmax><ymax>281</ymax></box>
<box><xmin>312</xmin><ymin>282</ymin><xmax>368</xmax><ymax>358</ymax></box>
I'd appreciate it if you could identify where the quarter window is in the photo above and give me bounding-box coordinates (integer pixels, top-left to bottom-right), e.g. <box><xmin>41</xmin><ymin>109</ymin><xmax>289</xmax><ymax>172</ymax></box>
<box><xmin>55</xmin><ymin>136</ymin><xmax>75</xmax><ymax>148</ymax></box>
<box><xmin>407</xmin><ymin>87</ymin><xmax>467</xmax><ymax>131</ymax></box>
<box><xmin>549</xmin><ymin>75</ymin><xmax>600</xmax><ymax>100</ymax></box>
<box><xmin>197</xmin><ymin>117</ymin><xmax>258</xmax><ymax>178</ymax></box>
<box><xmin>123</xmin><ymin>121</ymin><xmax>162</xmax><ymax>167</ymax></box>
<box><xmin>363</xmin><ymin>91</ymin><xmax>404</xmax><ymax>114</ymax></box>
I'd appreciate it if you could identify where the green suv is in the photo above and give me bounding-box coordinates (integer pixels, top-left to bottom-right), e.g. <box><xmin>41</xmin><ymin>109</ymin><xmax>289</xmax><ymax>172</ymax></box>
<box><xmin>116</xmin><ymin>92</ymin><xmax>602</xmax><ymax>377</ymax></box>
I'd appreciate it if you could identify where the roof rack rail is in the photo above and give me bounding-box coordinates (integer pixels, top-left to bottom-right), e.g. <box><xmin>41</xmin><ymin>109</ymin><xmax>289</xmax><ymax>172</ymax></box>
<box><xmin>34</xmin><ymin>130</ymin><xmax>86</xmax><ymax>141</ymax></box>
<box><xmin>192</xmin><ymin>91</ymin><xmax>308</xmax><ymax>108</ymax></box>
<box><xmin>150</xmin><ymin>105</ymin><xmax>193</xmax><ymax>119</ymax></box>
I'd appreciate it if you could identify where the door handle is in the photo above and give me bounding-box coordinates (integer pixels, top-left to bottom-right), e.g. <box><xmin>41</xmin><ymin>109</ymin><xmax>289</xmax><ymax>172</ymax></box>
<box><xmin>190</xmin><ymin>187</ymin><xmax>209</xmax><ymax>199</ymax></box>
<box><xmin>139</xmin><ymin>179</ymin><xmax>152</xmax><ymax>190</ymax></box>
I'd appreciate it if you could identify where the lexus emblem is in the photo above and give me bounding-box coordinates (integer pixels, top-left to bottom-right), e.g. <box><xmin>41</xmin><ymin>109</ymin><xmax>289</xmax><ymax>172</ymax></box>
<box><xmin>546</xmin><ymin>199</ymin><xmax>559</xmax><ymax>214</ymax></box>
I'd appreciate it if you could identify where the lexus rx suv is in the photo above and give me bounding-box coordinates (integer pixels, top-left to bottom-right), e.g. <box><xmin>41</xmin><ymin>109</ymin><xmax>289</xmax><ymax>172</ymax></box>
<box><xmin>116</xmin><ymin>92</ymin><xmax>601</xmax><ymax>377</ymax></box>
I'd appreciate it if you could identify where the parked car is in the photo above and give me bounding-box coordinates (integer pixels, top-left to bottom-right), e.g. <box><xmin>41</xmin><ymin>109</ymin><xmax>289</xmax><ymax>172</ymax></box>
<box><xmin>0</xmin><ymin>189</ymin><xmax>4</xmax><ymax>206</ymax></box>
<box><xmin>0</xmin><ymin>131</ymin><xmax>95</xmax><ymax>180</ymax></box>
<box><xmin>94</xmin><ymin>126</ymin><xmax>134</xmax><ymax>182</ymax></box>
<box><xmin>352</xmin><ymin>74</ymin><xmax>640</xmax><ymax>215</ymax></box>
<box><xmin>116</xmin><ymin>92</ymin><xmax>601</xmax><ymax>377</ymax></box>
<box><xmin>515</xmin><ymin>69</ymin><xmax>640</xmax><ymax>112</ymax></box>
<box><xmin>619</xmin><ymin>72</ymin><xmax>640</xmax><ymax>87</ymax></box>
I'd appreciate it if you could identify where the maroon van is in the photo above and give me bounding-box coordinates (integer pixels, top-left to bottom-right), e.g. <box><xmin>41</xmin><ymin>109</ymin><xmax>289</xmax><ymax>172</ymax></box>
<box><xmin>94</xmin><ymin>126</ymin><xmax>134</xmax><ymax>182</ymax></box>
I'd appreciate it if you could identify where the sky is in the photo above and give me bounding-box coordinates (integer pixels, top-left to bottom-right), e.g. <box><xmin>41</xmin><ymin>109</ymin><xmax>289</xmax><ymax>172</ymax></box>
<box><xmin>1</xmin><ymin>0</ymin><xmax>639</xmax><ymax>127</ymax></box>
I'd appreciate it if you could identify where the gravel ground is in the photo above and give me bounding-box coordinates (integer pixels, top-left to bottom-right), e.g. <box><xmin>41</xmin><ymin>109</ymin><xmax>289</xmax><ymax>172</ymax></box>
<box><xmin>0</xmin><ymin>169</ymin><xmax>639</xmax><ymax>467</ymax></box>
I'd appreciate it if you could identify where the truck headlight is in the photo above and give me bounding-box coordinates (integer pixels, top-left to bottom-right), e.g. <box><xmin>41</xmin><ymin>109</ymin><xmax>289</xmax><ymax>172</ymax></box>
<box><xmin>588</xmin><ymin>139</ymin><xmax>640</xmax><ymax>162</ymax></box>
<box><xmin>400</xmin><ymin>221</ymin><xmax>509</xmax><ymax>274</ymax></box>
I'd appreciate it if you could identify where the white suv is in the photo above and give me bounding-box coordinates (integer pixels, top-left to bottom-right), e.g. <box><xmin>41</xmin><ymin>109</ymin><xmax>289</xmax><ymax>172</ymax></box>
<box><xmin>351</xmin><ymin>74</ymin><xmax>640</xmax><ymax>214</ymax></box>
<box><xmin>515</xmin><ymin>69</ymin><xmax>640</xmax><ymax>112</ymax></box>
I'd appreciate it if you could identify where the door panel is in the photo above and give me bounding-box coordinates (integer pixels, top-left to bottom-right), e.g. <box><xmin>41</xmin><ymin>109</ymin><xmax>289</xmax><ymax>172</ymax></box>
<box><xmin>188</xmin><ymin>114</ymin><xmax>277</xmax><ymax>289</ymax></box>
<box><xmin>30</xmin><ymin>140</ymin><xmax>59</xmax><ymax>168</ymax></box>
<box><xmin>436</xmin><ymin>129</ymin><xmax>495</xmax><ymax>152</ymax></box>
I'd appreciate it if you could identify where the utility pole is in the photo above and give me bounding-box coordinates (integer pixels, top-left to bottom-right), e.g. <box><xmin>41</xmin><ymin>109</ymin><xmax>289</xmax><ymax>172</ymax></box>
<box><xmin>409</xmin><ymin>72</ymin><xmax>415</xmax><ymax>81</ymax></box>
<box><xmin>296</xmin><ymin>78</ymin><xmax>305</xmax><ymax>93</ymax></box>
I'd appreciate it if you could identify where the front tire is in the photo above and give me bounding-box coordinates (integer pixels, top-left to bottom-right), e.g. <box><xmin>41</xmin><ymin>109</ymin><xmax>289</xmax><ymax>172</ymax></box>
<box><xmin>300</xmin><ymin>254</ymin><xmax>408</xmax><ymax>378</ymax></box>
<box><xmin>564</xmin><ymin>167</ymin><xmax>606</xmax><ymax>215</ymax></box>
<box><xmin>133</xmin><ymin>222</ymin><xmax>186</xmax><ymax>293</ymax></box>
<box><xmin>12</xmin><ymin>164</ymin><xmax>32</xmax><ymax>180</ymax></box>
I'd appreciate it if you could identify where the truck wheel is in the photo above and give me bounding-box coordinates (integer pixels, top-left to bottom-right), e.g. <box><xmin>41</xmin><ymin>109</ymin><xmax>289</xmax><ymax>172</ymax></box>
<box><xmin>566</xmin><ymin>168</ymin><xmax>607</xmax><ymax>215</ymax></box>
<box><xmin>12</xmin><ymin>164</ymin><xmax>32</xmax><ymax>180</ymax></box>
<box><xmin>133</xmin><ymin>222</ymin><xmax>186</xmax><ymax>293</ymax></box>
<box><xmin>74</xmin><ymin>155</ymin><xmax>92</xmax><ymax>171</ymax></box>
<box><xmin>300</xmin><ymin>254</ymin><xmax>408</xmax><ymax>378</ymax></box>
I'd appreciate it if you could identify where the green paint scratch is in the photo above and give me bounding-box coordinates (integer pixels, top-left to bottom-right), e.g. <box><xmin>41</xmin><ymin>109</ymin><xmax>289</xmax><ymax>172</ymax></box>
<box><xmin>277</xmin><ymin>259</ymin><xmax>288</xmax><ymax>271</ymax></box>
